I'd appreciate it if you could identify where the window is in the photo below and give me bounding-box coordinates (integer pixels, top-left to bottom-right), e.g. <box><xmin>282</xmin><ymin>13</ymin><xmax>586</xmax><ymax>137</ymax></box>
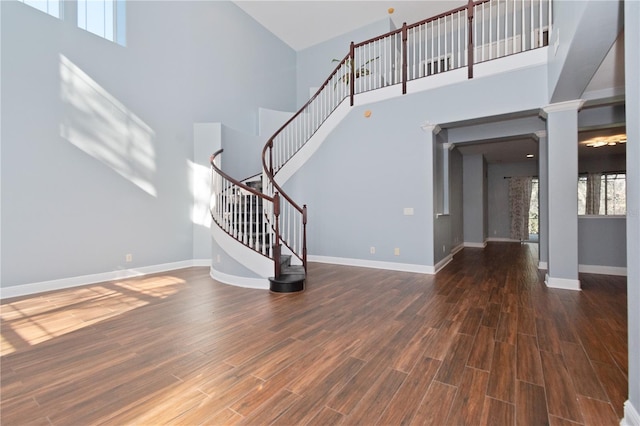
<box><xmin>20</xmin><ymin>0</ymin><xmax>62</xmax><ymax>18</ymax></box>
<box><xmin>578</xmin><ymin>173</ymin><xmax>626</xmax><ymax>215</ymax></box>
<box><xmin>77</xmin><ymin>0</ymin><xmax>126</xmax><ymax>45</ymax></box>
<box><xmin>21</xmin><ymin>0</ymin><xmax>125</xmax><ymax>45</ymax></box>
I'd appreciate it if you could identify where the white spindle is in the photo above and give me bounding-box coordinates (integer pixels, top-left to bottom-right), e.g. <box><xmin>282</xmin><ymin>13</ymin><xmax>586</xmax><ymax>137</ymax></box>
<box><xmin>497</xmin><ymin>0</ymin><xmax>500</xmax><ymax>57</ymax></box>
<box><xmin>520</xmin><ymin>0</ymin><xmax>527</xmax><ymax>52</ymax></box>
<box><xmin>490</xmin><ymin>0</ymin><xmax>493</xmax><ymax>59</ymax></box>
<box><xmin>530</xmin><ymin>0</ymin><xmax>534</xmax><ymax>49</ymax></box>
<box><xmin>538</xmin><ymin>0</ymin><xmax>542</xmax><ymax>47</ymax></box>
<box><xmin>457</xmin><ymin>11</ymin><xmax>462</xmax><ymax>68</ymax></box>
<box><xmin>549</xmin><ymin>0</ymin><xmax>552</xmax><ymax>35</ymax></box>
<box><xmin>444</xmin><ymin>16</ymin><xmax>448</xmax><ymax>70</ymax></box>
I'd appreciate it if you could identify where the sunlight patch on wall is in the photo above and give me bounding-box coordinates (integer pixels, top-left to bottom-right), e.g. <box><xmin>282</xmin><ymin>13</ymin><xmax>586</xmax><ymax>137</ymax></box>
<box><xmin>189</xmin><ymin>160</ymin><xmax>212</xmax><ymax>228</ymax></box>
<box><xmin>59</xmin><ymin>54</ymin><xmax>157</xmax><ymax>196</ymax></box>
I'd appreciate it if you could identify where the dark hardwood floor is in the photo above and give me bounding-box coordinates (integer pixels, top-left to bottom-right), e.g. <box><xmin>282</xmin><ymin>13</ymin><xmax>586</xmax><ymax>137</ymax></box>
<box><xmin>1</xmin><ymin>243</ymin><xmax>628</xmax><ymax>425</ymax></box>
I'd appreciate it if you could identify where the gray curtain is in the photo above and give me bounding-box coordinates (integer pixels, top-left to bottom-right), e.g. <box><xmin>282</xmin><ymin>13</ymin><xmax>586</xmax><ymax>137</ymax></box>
<box><xmin>585</xmin><ymin>172</ymin><xmax>602</xmax><ymax>215</ymax></box>
<box><xmin>508</xmin><ymin>176</ymin><xmax>533</xmax><ymax>241</ymax></box>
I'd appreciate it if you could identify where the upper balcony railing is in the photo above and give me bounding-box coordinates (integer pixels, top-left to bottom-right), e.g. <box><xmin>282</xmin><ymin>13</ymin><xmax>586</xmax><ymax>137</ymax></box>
<box><xmin>211</xmin><ymin>0</ymin><xmax>552</xmax><ymax>282</ymax></box>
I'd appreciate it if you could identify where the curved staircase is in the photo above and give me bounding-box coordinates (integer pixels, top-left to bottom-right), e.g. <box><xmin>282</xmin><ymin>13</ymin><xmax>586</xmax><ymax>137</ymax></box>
<box><xmin>208</xmin><ymin>0</ymin><xmax>552</xmax><ymax>292</ymax></box>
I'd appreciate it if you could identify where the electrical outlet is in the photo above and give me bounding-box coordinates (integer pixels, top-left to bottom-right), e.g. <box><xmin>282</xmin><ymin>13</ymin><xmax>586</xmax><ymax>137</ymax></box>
<box><xmin>370</xmin><ymin>247</ymin><xmax>375</xmax><ymax>254</ymax></box>
<box><xmin>125</xmin><ymin>254</ymin><xmax>132</xmax><ymax>263</ymax></box>
<box><xmin>442</xmin><ymin>245</ymin><xmax>446</xmax><ymax>253</ymax></box>
<box><xmin>394</xmin><ymin>248</ymin><xmax>400</xmax><ymax>256</ymax></box>
<box><xmin>403</xmin><ymin>207</ymin><xmax>414</xmax><ymax>216</ymax></box>
<box><xmin>216</xmin><ymin>254</ymin><xmax>221</xmax><ymax>263</ymax></box>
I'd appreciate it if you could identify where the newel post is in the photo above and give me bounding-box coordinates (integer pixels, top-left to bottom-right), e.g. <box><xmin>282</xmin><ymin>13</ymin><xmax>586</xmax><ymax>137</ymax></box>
<box><xmin>349</xmin><ymin>42</ymin><xmax>355</xmax><ymax>106</ymax></box>
<box><xmin>402</xmin><ymin>22</ymin><xmax>408</xmax><ymax>94</ymax></box>
<box><xmin>302</xmin><ymin>204</ymin><xmax>308</xmax><ymax>272</ymax></box>
<box><xmin>467</xmin><ymin>0</ymin><xmax>474</xmax><ymax>79</ymax></box>
<box><xmin>273</xmin><ymin>192</ymin><xmax>281</xmax><ymax>277</ymax></box>
<box><xmin>268</xmin><ymin>139</ymin><xmax>274</xmax><ymax>176</ymax></box>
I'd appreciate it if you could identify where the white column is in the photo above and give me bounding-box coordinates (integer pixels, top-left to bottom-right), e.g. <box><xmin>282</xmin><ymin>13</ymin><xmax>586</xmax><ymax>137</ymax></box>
<box><xmin>536</xmin><ymin>130</ymin><xmax>548</xmax><ymax>270</ymax></box>
<box><xmin>541</xmin><ymin>100</ymin><xmax>584</xmax><ymax>291</ymax></box>
<box><xmin>624</xmin><ymin>0</ymin><xmax>640</xmax><ymax>422</ymax></box>
<box><xmin>422</xmin><ymin>123</ymin><xmax>440</xmax><ymax>268</ymax></box>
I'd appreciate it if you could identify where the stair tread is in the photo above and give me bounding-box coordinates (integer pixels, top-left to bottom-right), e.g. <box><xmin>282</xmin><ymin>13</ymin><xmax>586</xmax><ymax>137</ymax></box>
<box><xmin>282</xmin><ymin>265</ymin><xmax>305</xmax><ymax>274</ymax></box>
<box><xmin>269</xmin><ymin>273</ymin><xmax>305</xmax><ymax>284</ymax></box>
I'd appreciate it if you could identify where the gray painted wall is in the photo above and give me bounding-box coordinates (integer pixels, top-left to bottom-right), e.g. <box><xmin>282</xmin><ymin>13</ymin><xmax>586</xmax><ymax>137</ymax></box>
<box><xmin>463</xmin><ymin>154</ymin><xmax>486</xmax><ymax>245</ymax></box>
<box><xmin>295</xmin><ymin>18</ymin><xmax>393</xmax><ymax>108</ymax></box>
<box><xmin>578</xmin><ymin>217</ymin><xmax>626</xmax><ymax>267</ymax></box>
<box><xmin>283</xmin><ymin>103</ymin><xmax>434</xmax><ymax>265</ymax></box>
<box><xmin>283</xmin><ymin>61</ymin><xmax>547</xmax><ymax>268</ymax></box>
<box><xmin>1</xmin><ymin>1</ymin><xmax>296</xmax><ymax>287</ymax></box>
<box><xmin>449</xmin><ymin>148</ymin><xmax>464</xmax><ymax>249</ymax></box>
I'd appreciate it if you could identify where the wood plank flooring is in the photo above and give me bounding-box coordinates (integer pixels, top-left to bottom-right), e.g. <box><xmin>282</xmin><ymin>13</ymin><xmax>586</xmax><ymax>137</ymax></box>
<box><xmin>0</xmin><ymin>243</ymin><xmax>628</xmax><ymax>425</ymax></box>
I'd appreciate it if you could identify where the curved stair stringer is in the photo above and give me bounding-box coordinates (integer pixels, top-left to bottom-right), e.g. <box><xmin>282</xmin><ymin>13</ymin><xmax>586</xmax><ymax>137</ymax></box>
<box><xmin>210</xmin><ymin>221</ymin><xmax>272</xmax><ymax>290</ymax></box>
<box><xmin>272</xmin><ymin>70</ymin><xmax>464</xmax><ymax>187</ymax></box>
<box><xmin>272</xmin><ymin>100</ymin><xmax>351</xmax><ymax>187</ymax></box>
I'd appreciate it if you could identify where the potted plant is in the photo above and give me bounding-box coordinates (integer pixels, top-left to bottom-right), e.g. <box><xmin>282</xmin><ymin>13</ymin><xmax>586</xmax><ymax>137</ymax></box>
<box><xmin>332</xmin><ymin>56</ymin><xmax>379</xmax><ymax>86</ymax></box>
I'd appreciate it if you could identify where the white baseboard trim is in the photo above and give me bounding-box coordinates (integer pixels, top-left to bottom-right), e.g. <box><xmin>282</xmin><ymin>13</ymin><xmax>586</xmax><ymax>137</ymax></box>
<box><xmin>545</xmin><ymin>273</ymin><xmax>581</xmax><ymax>291</ymax></box>
<box><xmin>486</xmin><ymin>237</ymin><xmax>521</xmax><ymax>242</ymax></box>
<box><xmin>450</xmin><ymin>244</ymin><xmax>464</xmax><ymax>255</ymax></box>
<box><xmin>579</xmin><ymin>264</ymin><xmax>627</xmax><ymax>276</ymax></box>
<box><xmin>0</xmin><ymin>260</ymin><xmax>210</xmax><ymax>299</ymax></box>
<box><xmin>622</xmin><ymin>400</ymin><xmax>640</xmax><ymax>426</ymax></box>
<box><xmin>464</xmin><ymin>241</ymin><xmax>487</xmax><ymax>248</ymax></box>
<box><xmin>209</xmin><ymin>268</ymin><xmax>269</xmax><ymax>290</ymax></box>
<box><xmin>308</xmin><ymin>255</ymin><xmax>436</xmax><ymax>274</ymax></box>
<box><xmin>538</xmin><ymin>261</ymin><xmax>548</xmax><ymax>270</ymax></box>
<box><xmin>435</xmin><ymin>254</ymin><xmax>453</xmax><ymax>273</ymax></box>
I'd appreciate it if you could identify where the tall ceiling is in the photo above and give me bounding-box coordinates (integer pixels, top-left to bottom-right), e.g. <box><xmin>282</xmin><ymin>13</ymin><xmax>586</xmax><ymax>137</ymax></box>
<box><xmin>234</xmin><ymin>1</ymin><xmax>464</xmax><ymax>51</ymax></box>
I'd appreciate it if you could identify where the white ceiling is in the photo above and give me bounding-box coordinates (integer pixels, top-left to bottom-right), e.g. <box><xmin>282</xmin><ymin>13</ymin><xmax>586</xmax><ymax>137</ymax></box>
<box><xmin>234</xmin><ymin>0</ymin><xmax>464</xmax><ymax>51</ymax></box>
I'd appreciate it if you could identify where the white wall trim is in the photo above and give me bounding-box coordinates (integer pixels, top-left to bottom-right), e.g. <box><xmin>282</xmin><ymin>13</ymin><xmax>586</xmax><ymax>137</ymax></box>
<box><xmin>579</xmin><ymin>264</ymin><xmax>627</xmax><ymax>276</ymax></box>
<box><xmin>622</xmin><ymin>401</ymin><xmax>640</xmax><ymax>426</ymax></box>
<box><xmin>209</xmin><ymin>268</ymin><xmax>269</xmax><ymax>290</ymax></box>
<box><xmin>538</xmin><ymin>261</ymin><xmax>548</xmax><ymax>270</ymax></box>
<box><xmin>474</xmin><ymin>46</ymin><xmax>549</xmax><ymax>78</ymax></box>
<box><xmin>486</xmin><ymin>237</ymin><xmax>521</xmax><ymax>242</ymax></box>
<box><xmin>451</xmin><ymin>243</ymin><xmax>464</xmax><ymax>255</ymax></box>
<box><xmin>308</xmin><ymin>255</ymin><xmax>436</xmax><ymax>274</ymax></box>
<box><xmin>545</xmin><ymin>273</ymin><xmax>581</xmax><ymax>291</ymax></box>
<box><xmin>464</xmin><ymin>241</ymin><xmax>487</xmax><ymax>248</ymax></box>
<box><xmin>435</xmin><ymin>254</ymin><xmax>453</xmax><ymax>273</ymax></box>
<box><xmin>541</xmin><ymin>99</ymin><xmax>585</xmax><ymax>116</ymax></box>
<box><xmin>0</xmin><ymin>260</ymin><xmax>208</xmax><ymax>299</ymax></box>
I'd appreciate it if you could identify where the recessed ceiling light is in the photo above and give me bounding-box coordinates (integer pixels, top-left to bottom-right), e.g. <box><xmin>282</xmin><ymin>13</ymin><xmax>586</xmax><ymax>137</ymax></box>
<box><xmin>526</xmin><ymin>154</ymin><xmax>534</xmax><ymax>158</ymax></box>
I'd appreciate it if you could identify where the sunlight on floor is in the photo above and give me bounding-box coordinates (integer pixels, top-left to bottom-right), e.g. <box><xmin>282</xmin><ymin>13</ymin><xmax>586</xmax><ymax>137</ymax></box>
<box><xmin>0</xmin><ymin>275</ymin><xmax>185</xmax><ymax>356</ymax></box>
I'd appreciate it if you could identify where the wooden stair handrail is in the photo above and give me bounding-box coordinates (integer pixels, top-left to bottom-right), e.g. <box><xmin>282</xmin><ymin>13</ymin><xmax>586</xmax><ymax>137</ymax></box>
<box><xmin>211</xmin><ymin>149</ymin><xmax>274</xmax><ymax>202</ymax></box>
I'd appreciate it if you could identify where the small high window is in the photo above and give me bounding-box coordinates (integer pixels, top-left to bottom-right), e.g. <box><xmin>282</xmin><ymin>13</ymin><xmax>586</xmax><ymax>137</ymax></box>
<box><xmin>77</xmin><ymin>0</ymin><xmax>125</xmax><ymax>45</ymax></box>
<box><xmin>21</xmin><ymin>0</ymin><xmax>125</xmax><ymax>45</ymax></box>
<box><xmin>20</xmin><ymin>0</ymin><xmax>62</xmax><ymax>18</ymax></box>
